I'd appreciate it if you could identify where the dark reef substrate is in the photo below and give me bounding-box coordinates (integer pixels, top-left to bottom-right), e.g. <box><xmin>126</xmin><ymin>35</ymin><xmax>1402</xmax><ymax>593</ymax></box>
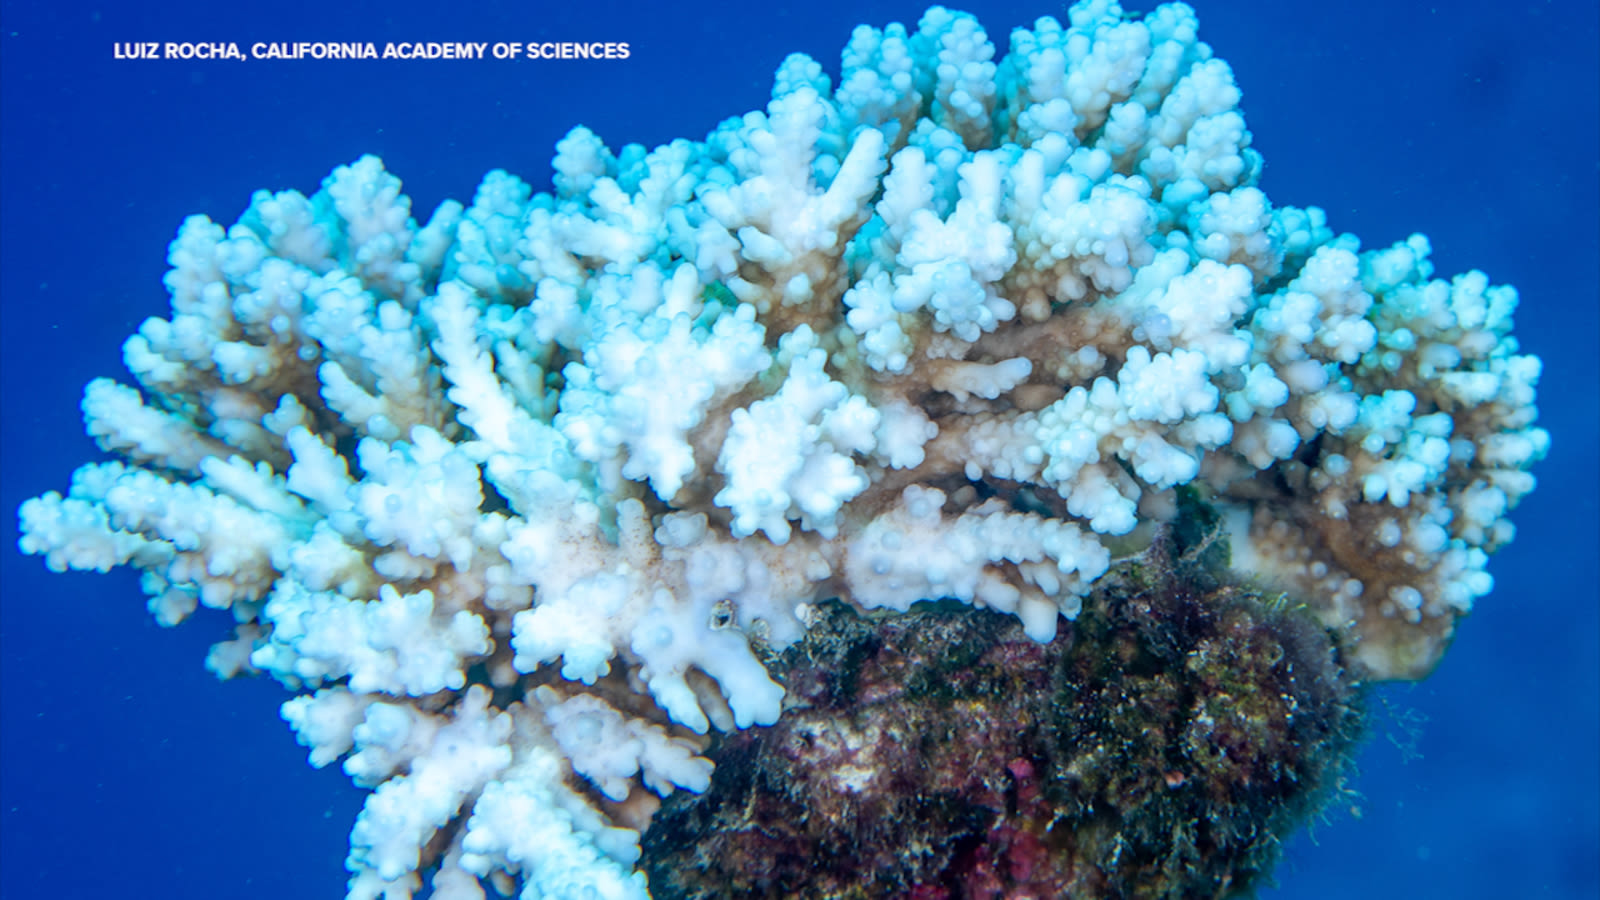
<box><xmin>640</xmin><ymin>496</ymin><xmax>1368</xmax><ymax>900</ymax></box>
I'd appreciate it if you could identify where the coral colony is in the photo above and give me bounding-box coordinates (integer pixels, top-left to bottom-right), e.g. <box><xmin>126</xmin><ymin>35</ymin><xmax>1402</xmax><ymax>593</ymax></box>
<box><xmin>18</xmin><ymin>2</ymin><xmax>1546</xmax><ymax>898</ymax></box>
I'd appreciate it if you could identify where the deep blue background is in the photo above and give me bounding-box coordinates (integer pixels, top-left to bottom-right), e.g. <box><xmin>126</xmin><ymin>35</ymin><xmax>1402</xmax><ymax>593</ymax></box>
<box><xmin>2</xmin><ymin>1</ymin><xmax>1594</xmax><ymax>898</ymax></box>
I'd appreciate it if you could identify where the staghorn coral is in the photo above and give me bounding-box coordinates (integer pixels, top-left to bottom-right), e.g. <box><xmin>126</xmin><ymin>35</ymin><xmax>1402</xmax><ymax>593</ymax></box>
<box><xmin>17</xmin><ymin>2</ymin><xmax>1543</xmax><ymax>898</ymax></box>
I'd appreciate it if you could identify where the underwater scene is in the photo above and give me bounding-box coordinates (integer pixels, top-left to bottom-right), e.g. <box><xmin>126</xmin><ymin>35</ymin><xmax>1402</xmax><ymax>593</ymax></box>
<box><xmin>1</xmin><ymin>0</ymin><xmax>1594</xmax><ymax>898</ymax></box>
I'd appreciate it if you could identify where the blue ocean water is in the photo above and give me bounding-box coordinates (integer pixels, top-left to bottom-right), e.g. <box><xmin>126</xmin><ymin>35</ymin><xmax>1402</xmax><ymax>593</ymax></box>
<box><xmin>0</xmin><ymin>0</ymin><xmax>1593</xmax><ymax>897</ymax></box>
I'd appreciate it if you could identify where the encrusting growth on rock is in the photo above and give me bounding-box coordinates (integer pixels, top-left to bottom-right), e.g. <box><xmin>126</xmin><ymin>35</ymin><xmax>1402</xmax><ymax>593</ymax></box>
<box><xmin>642</xmin><ymin>492</ymin><xmax>1365</xmax><ymax>899</ymax></box>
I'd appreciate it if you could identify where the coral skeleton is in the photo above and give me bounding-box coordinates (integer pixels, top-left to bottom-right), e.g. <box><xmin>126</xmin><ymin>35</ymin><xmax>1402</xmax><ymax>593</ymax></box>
<box><xmin>18</xmin><ymin>2</ymin><xmax>1545</xmax><ymax>898</ymax></box>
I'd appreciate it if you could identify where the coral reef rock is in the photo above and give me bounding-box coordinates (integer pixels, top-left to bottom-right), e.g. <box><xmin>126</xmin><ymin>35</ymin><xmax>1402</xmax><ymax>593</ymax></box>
<box><xmin>643</xmin><ymin>501</ymin><xmax>1364</xmax><ymax>899</ymax></box>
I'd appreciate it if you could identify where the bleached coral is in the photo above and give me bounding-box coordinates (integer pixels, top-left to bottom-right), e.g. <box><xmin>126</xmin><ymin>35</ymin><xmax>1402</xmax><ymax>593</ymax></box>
<box><xmin>17</xmin><ymin>2</ymin><xmax>1545</xmax><ymax>897</ymax></box>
